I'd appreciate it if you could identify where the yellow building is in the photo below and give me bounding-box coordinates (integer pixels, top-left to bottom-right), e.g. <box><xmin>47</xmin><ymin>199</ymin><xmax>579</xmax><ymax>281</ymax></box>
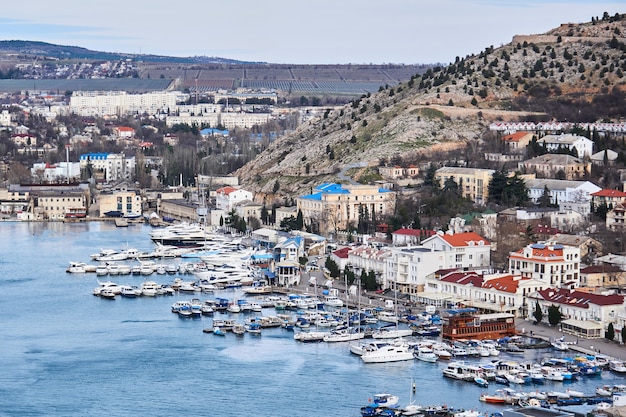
<box><xmin>99</xmin><ymin>189</ymin><xmax>142</xmax><ymax>217</ymax></box>
<box><xmin>434</xmin><ymin>167</ymin><xmax>495</xmax><ymax>205</ymax></box>
<box><xmin>296</xmin><ymin>183</ymin><xmax>395</xmax><ymax>236</ymax></box>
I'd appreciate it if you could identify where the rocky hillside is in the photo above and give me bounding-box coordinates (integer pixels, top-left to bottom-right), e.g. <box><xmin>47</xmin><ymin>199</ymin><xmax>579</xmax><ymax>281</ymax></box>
<box><xmin>236</xmin><ymin>13</ymin><xmax>626</xmax><ymax>201</ymax></box>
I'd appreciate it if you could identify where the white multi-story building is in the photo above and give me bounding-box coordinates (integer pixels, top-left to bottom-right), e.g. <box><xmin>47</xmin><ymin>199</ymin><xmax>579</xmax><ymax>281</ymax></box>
<box><xmin>385</xmin><ymin>231</ymin><xmax>491</xmax><ymax>296</ymax></box>
<box><xmin>420</xmin><ymin>231</ymin><xmax>491</xmax><ymax>270</ymax></box>
<box><xmin>70</xmin><ymin>91</ymin><xmax>184</xmax><ymax>117</ymax></box>
<box><xmin>31</xmin><ymin>162</ymin><xmax>81</xmax><ymax>183</ymax></box>
<box><xmin>347</xmin><ymin>246</ymin><xmax>391</xmax><ymax>287</ymax></box>
<box><xmin>508</xmin><ymin>242</ymin><xmax>581</xmax><ymax>288</ymax></box>
<box><xmin>79</xmin><ymin>153</ymin><xmax>136</xmax><ymax>182</ymax></box>
<box><xmin>537</xmin><ymin>134</ymin><xmax>594</xmax><ymax>157</ymax></box>
<box><xmin>525</xmin><ymin>178</ymin><xmax>601</xmax><ymax>213</ymax></box>
<box><xmin>422</xmin><ymin>270</ymin><xmax>550</xmax><ymax>316</ymax></box>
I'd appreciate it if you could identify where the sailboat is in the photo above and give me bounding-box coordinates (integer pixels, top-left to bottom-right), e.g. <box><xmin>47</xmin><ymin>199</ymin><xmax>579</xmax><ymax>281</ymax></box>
<box><xmin>401</xmin><ymin>380</ymin><xmax>423</xmax><ymax>416</ymax></box>
<box><xmin>324</xmin><ymin>279</ymin><xmax>364</xmax><ymax>342</ymax></box>
<box><xmin>370</xmin><ymin>286</ymin><xmax>412</xmax><ymax>339</ymax></box>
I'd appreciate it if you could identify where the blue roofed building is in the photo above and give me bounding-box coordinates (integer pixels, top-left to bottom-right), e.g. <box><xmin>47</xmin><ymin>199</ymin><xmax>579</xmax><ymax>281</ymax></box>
<box><xmin>296</xmin><ymin>183</ymin><xmax>395</xmax><ymax>236</ymax></box>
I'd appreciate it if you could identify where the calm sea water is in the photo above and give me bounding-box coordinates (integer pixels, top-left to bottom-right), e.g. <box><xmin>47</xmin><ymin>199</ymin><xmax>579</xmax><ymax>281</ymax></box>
<box><xmin>1</xmin><ymin>222</ymin><xmax>624</xmax><ymax>417</ymax></box>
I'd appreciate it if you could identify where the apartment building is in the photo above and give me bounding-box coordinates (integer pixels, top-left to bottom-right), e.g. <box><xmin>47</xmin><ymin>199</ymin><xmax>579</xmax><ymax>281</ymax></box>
<box><xmin>433</xmin><ymin>167</ymin><xmax>494</xmax><ymax>205</ymax></box>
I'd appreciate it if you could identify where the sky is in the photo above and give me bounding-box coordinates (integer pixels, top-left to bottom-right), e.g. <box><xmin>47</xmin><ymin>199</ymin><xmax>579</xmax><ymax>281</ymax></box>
<box><xmin>0</xmin><ymin>1</ymin><xmax>623</xmax><ymax>65</ymax></box>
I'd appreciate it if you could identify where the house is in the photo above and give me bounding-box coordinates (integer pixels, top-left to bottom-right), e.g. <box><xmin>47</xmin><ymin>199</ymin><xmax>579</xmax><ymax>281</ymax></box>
<box><xmin>518</xmin><ymin>154</ymin><xmax>590</xmax><ymax>180</ymax></box>
<box><xmin>580</xmin><ymin>265</ymin><xmax>626</xmax><ymax>289</ymax></box>
<box><xmin>420</xmin><ymin>231</ymin><xmax>491</xmax><ymax>270</ymax></box>
<box><xmin>433</xmin><ymin>167</ymin><xmax>495</xmax><ymax>205</ymax></box>
<box><xmin>424</xmin><ymin>270</ymin><xmax>549</xmax><ymax>316</ymax></box>
<box><xmin>591</xmin><ymin>188</ymin><xmax>626</xmax><ymax>210</ymax></box>
<box><xmin>214</xmin><ymin>186</ymin><xmax>253</xmax><ymax>212</ymax></box>
<box><xmin>378</xmin><ymin>165</ymin><xmax>419</xmax><ymax>180</ymax></box>
<box><xmin>235</xmin><ymin>201</ymin><xmax>263</xmax><ymax>225</ymax></box>
<box><xmin>528</xmin><ymin>288</ymin><xmax>624</xmax><ymax>339</ymax></box>
<box><xmin>606</xmin><ymin>203</ymin><xmax>626</xmax><ymax>231</ymax></box>
<box><xmin>524</xmin><ymin>179</ymin><xmax>601</xmax><ymax>215</ymax></box>
<box><xmin>163</xmin><ymin>134</ymin><xmax>179</xmax><ymax>146</ymax></box>
<box><xmin>99</xmin><ymin>189</ymin><xmax>142</xmax><ymax>217</ymax></box>
<box><xmin>536</xmin><ymin>134</ymin><xmax>594</xmax><ymax>157</ymax></box>
<box><xmin>508</xmin><ymin>242</ymin><xmax>580</xmax><ymax>288</ymax></box>
<box><xmin>275</xmin><ymin>206</ymin><xmax>298</xmax><ymax>228</ymax></box>
<box><xmin>391</xmin><ymin>228</ymin><xmax>436</xmax><ymax>246</ymax></box>
<box><xmin>347</xmin><ymin>245</ymin><xmax>391</xmax><ymax>288</ymax></box>
<box><xmin>114</xmin><ymin>126</ymin><xmax>135</xmax><ymax>138</ymax></box>
<box><xmin>500</xmin><ymin>131</ymin><xmax>534</xmax><ymax>152</ymax></box>
<box><xmin>591</xmin><ymin>149</ymin><xmax>618</xmax><ymax>166</ymax></box>
<box><xmin>546</xmin><ymin>234</ymin><xmax>602</xmax><ymax>260</ymax></box>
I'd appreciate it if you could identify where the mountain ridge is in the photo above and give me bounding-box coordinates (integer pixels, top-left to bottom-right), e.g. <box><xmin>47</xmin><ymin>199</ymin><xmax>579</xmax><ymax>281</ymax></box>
<box><xmin>0</xmin><ymin>40</ymin><xmax>263</xmax><ymax>64</ymax></box>
<box><xmin>234</xmin><ymin>13</ymin><xmax>626</xmax><ymax>201</ymax></box>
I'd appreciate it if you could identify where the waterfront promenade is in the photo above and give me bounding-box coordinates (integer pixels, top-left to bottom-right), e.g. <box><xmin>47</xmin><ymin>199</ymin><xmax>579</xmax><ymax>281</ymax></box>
<box><xmin>515</xmin><ymin>318</ymin><xmax>626</xmax><ymax>361</ymax></box>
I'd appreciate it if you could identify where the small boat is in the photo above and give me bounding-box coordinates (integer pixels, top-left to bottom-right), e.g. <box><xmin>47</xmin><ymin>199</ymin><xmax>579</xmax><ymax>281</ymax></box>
<box><xmin>370</xmin><ymin>393</ymin><xmax>399</xmax><ymax>408</ymax></box>
<box><xmin>213</xmin><ymin>327</ymin><xmax>226</xmax><ymax>336</ymax></box>
<box><xmin>293</xmin><ymin>331</ymin><xmax>327</xmax><ymax>343</ymax></box>
<box><xmin>415</xmin><ymin>346</ymin><xmax>438</xmax><ymax>363</ymax></box>
<box><xmin>99</xmin><ymin>288</ymin><xmax>117</xmax><ymax>299</ymax></box>
<box><xmin>232</xmin><ymin>323</ymin><xmax>245</xmax><ymax>336</ymax></box>
<box><xmin>245</xmin><ymin>322</ymin><xmax>262</xmax><ymax>335</ymax></box>
<box><xmin>479</xmin><ymin>393</ymin><xmax>507</xmax><ymax>404</ymax></box>
<box><xmin>551</xmin><ymin>336</ymin><xmax>569</xmax><ymax>351</ymax></box>
<box><xmin>609</xmin><ymin>360</ymin><xmax>626</xmax><ymax>373</ymax></box>
<box><xmin>494</xmin><ymin>375</ymin><xmax>509</xmax><ymax>386</ymax></box>
<box><xmin>120</xmin><ymin>285</ymin><xmax>141</xmax><ymax>297</ymax></box>
<box><xmin>474</xmin><ymin>376</ymin><xmax>489</xmax><ymax>388</ymax></box>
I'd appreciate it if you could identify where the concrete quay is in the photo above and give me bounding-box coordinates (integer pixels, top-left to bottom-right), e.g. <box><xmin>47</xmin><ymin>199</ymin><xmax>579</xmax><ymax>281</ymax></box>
<box><xmin>515</xmin><ymin>318</ymin><xmax>626</xmax><ymax>361</ymax></box>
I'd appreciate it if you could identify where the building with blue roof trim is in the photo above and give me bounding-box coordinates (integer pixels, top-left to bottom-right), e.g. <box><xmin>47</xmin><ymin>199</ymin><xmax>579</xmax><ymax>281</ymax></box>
<box><xmin>297</xmin><ymin>183</ymin><xmax>395</xmax><ymax>236</ymax></box>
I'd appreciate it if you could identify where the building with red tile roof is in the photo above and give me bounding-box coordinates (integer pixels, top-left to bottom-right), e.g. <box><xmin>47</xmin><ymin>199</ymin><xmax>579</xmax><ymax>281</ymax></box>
<box><xmin>423</xmin><ymin>270</ymin><xmax>550</xmax><ymax>316</ymax></box>
<box><xmin>592</xmin><ymin>189</ymin><xmax>626</xmax><ymax>210</ymax></box>
<box><xmin>391</xmin><ymin>228</ymin><xmax>437</xmax><ymax>246</ymax></box>
<box><xmin>500</xmin><ymin>131</ymin><xmax>534</xmax><ymax>152</ymax></box>
<box><xmin>508</xmin><ymin>241</ymin><xmax>580</xmax><ymax>289</ymax></box>
<box><xmin>528</xmin><ymin>287</ymin><xmax>625</xmax><ymax>338</ymax></box>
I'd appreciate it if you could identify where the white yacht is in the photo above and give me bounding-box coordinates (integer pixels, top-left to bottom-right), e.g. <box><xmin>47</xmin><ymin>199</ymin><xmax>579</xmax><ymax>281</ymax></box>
<box><xmin>323</xmin><ymin>296</ymin><xmax>343</xmax><ymax>308</ymax></box>
<box><xmin>93</xmin><ymin>281</ymin><xmax>122</xmax><ymax>296</ymax></box>
<box><xmin>361</xmin><ymin>344</ymin><xmax>414</xmax><ymax>363</ymax></box>
<box><xmin>141</xmin><ymin>281</ymin><xmax>159</xmax><ymax>297</ymax></box>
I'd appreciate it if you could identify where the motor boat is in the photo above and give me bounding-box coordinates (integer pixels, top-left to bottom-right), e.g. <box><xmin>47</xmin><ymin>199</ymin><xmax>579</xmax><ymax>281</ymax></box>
<box><xmin>361</xmin><ymin>343</ymin><xmax>414</xmax><ymax>363</ymax></box>
<box><xmin>415</xmin><ymin>346</ymin><xmax>438</xmax><ymax>363</ymax></box>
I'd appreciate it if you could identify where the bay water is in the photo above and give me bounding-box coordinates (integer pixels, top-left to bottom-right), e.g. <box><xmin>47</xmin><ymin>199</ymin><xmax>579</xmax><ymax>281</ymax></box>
<box><xmin>0</xmin><ymin>222</ymin><xmax>624</xmax><ymax>416</ymax></box>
